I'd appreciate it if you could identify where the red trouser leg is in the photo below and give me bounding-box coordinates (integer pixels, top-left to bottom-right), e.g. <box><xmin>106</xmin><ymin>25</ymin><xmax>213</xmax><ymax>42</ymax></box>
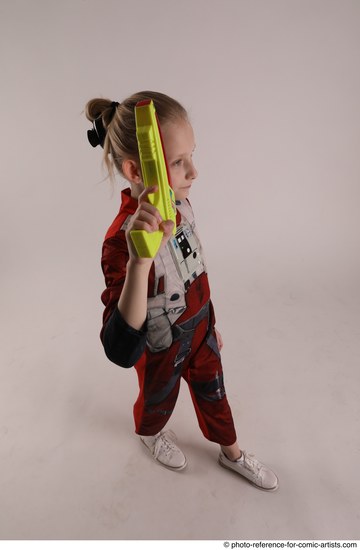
<box><xmin>133</xmin><ymin>307</ymin><xmax>237</xmax><ymax>446</ymax></box>
<box><xmin>182</xmin><ymin>320</ymin><xmax>237</xmax><ymax>447</ymax></box>
<box><xmin>133</xmin><ymin>342</ymin><xmax>183</xmax><ymax>436</ymax></box>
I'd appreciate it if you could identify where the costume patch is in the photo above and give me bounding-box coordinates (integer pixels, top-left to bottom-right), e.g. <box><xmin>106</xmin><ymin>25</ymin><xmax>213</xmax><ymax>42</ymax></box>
<box><xmin>169</xmin><ymin>220</ymin><xmax>206</xmax><ymax>290</ymax></box>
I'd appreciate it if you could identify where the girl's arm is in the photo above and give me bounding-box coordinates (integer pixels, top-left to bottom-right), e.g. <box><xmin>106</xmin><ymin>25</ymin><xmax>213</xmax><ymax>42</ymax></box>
<box><xmin>117</xmin><ymin>186</ymin><xmax>174</xmax><ymax>330</ymax></box>
<box><xmin>215</xmin><ymin>328</ymin><xmax>224</xmax><ymax>352</ymax></box>
<box><xmin>117</xmin><ymin>259</ymin><xmax>151</xmax><ymax>330</ymax></box>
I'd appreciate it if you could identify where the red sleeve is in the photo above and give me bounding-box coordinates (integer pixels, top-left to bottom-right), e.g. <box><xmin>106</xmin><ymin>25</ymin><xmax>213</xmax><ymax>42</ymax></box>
<box><xmin>100</xmin><ymin>234</ymin><xmax>129</xmax><ymax>341</ymax></box>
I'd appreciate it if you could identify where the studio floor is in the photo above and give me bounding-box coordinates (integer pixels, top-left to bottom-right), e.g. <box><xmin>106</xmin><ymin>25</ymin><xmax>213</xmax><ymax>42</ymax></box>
<box><xmin>1</xmin><ymin>262</ymin><xmax>359</xmax><ymax>541</ymax></box>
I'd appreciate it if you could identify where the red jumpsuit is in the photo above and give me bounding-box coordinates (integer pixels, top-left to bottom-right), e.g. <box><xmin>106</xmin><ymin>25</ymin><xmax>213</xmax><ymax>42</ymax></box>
<box><xmin>101</xmin><ymin>188</ymin><xmax>237</xmax><ymax>446</ymax></box>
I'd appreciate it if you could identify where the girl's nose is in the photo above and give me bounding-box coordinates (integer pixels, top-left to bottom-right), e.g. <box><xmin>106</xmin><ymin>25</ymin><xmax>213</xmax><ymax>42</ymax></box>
<box><xmin>187</xmin><ymin>160</ymin><xmax>198</xmax><ymax>180</ymax></box>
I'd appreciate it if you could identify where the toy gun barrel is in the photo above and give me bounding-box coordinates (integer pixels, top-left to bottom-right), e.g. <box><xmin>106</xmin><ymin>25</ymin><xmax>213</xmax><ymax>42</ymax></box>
<box><xmin>130</xmin><ymin>100</ymin><xmax>177</xmax><ymax>258</ymax></box>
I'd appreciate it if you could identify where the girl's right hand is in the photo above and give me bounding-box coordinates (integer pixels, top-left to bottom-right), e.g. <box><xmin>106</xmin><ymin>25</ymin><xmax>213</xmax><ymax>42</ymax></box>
<box><xmin>125</xmin><ymin>185</ymin><xmax>175</xmax><ymax>265</ymax></box>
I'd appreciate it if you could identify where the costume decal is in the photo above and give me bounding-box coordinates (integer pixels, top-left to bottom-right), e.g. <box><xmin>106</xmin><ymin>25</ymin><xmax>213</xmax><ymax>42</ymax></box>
<box><xmin>145</xmin><ymin>200</ymin><xmax>207</xmax><ymax>353</ymax></box>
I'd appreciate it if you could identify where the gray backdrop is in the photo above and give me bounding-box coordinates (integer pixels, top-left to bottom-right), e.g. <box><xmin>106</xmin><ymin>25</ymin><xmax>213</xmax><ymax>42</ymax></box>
<box><xmin>1</xmin><ymin>0</ymin><xmax>359</xmax><ymax>541</ymax></box>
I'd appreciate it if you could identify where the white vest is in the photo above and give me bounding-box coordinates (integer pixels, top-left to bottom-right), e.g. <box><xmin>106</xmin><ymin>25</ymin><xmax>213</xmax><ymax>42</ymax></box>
<box><xmin>147</xmin><ymin>200</ymin><xmax>207</xmax><ymax>352</ymax></box>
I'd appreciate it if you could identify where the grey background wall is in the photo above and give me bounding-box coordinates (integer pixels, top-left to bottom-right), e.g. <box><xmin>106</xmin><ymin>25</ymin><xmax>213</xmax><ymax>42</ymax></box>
<box><xmin>1</xmin><ymin>0</ymin><xmax>359</xmax><ymax>541</ymax></box>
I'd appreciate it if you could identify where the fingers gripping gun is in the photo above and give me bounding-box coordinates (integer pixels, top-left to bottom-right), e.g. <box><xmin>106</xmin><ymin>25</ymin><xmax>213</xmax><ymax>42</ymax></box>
<box><xmin>130</xmin><ymin>100</ymin><xmax>177</xmax><ymax>258</ymax></box>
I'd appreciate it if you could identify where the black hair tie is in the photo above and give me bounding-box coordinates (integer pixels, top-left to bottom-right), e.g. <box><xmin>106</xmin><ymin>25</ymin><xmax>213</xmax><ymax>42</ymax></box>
<box><xmin>87</xmin><ymin>101</ymin><xmax>120</xmax><ymax>148</ymax></box>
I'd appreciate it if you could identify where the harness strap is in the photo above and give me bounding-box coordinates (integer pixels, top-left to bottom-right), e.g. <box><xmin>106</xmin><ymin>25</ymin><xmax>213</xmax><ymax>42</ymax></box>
<box><xmin>145</xmin><ymin>301</ymin><xmax>211</xmax><ymax>409</ymax></box>
<box><xmin>172</xmin><ymin>301</ymin><xmax>210</xmax><ymax>368</ymax></box>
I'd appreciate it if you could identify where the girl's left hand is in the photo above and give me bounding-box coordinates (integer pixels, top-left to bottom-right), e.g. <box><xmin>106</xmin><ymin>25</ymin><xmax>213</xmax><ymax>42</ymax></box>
<box><xmin>215</xmin><ymin>329</ymin><xmax>224</xmax><ymax>352</ymax></box>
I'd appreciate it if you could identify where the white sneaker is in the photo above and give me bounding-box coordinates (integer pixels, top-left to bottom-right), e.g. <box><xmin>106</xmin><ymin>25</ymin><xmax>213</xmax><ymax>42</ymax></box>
<box><xmin>140</xmin><ymin>430</ymin><xmax>187</xmax><ymax>471</ymax></box>
<box><xmin>219</xmin><ymin>450</ymin><xmax>279</xmax><ymax>491</ymax></box>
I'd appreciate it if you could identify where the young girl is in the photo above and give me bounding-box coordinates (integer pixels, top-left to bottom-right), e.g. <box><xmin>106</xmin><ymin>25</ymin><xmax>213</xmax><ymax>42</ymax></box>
<box><xmin>85</xmin><ymin>91</ymin><xmax>279</xmax><ymax>491</ymax></box>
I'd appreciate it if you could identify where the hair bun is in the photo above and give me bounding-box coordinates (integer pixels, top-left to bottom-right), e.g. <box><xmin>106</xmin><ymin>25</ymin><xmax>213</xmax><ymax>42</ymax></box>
<box><xmin>86</xmin><ymin>100</ymin><xmax>119</xmax><ymax>148</ymax></box>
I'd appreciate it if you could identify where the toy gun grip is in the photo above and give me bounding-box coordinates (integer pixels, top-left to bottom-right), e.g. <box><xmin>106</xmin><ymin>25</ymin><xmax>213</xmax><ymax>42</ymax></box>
<box><xmin>130</xmin><ymin>100</ymin><xmax>177</xmax><ymax>258</ymax></box>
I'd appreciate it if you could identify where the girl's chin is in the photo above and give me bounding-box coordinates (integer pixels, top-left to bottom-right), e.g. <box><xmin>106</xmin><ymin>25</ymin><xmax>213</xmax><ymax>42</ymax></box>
<box><xmin>175</xmin><ymin>187</ymin><xmax>191</xmax><ymax>200</ymax></box>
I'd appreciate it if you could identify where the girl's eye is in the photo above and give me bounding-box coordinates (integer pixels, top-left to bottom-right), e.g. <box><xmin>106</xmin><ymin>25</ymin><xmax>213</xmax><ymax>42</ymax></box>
<box><xmin>173</xmin><ymin>159</ymin><xmax>183</xmax><ymax>166</ymax></box>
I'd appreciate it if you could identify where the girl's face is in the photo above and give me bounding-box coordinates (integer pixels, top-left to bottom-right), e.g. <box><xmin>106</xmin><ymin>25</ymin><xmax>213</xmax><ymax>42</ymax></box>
<box><xmin>160</xmin><ymin>118</ymin><xmax>198</xmax><ymax>201</ymax></box>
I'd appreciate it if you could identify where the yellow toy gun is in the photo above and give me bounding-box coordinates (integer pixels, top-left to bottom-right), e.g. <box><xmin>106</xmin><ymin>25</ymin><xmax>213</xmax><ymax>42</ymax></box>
<box><xmin>130</xmin><ymin>99</ymin><xmax>177</xmax><ymax>258</ymax></box>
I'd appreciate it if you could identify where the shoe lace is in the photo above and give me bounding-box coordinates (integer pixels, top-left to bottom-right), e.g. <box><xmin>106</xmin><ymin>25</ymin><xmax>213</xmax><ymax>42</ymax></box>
<box><xmin>242</xmin><ymin>451</ymin><xmax>262</xmax><ymax>477</ymax></box>
<box><xmin>153</xmin><ymin>430</ymin><xmax>178</xmax><ymax>460</ymax></box>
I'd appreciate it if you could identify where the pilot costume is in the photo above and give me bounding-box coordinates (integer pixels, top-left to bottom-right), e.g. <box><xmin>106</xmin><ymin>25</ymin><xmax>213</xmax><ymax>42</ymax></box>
<box><xmin>101</xmin><ymin>188</ymin><xmax>237</xmax><ymax>446</ymax></box>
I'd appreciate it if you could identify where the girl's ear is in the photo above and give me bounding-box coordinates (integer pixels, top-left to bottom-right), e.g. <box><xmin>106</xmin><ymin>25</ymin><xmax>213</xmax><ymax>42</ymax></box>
<box><xmin>122</xmin><ymin>159</ymin><xmax>142</xmax><ymax>184</ymax></box>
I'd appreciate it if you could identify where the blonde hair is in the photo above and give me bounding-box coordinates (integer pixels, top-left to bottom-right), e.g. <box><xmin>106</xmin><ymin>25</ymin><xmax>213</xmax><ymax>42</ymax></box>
<box><xmin>85</xmin><ymin>91</ymin><xmax>188</xmax><ymax>182</ymax></box>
